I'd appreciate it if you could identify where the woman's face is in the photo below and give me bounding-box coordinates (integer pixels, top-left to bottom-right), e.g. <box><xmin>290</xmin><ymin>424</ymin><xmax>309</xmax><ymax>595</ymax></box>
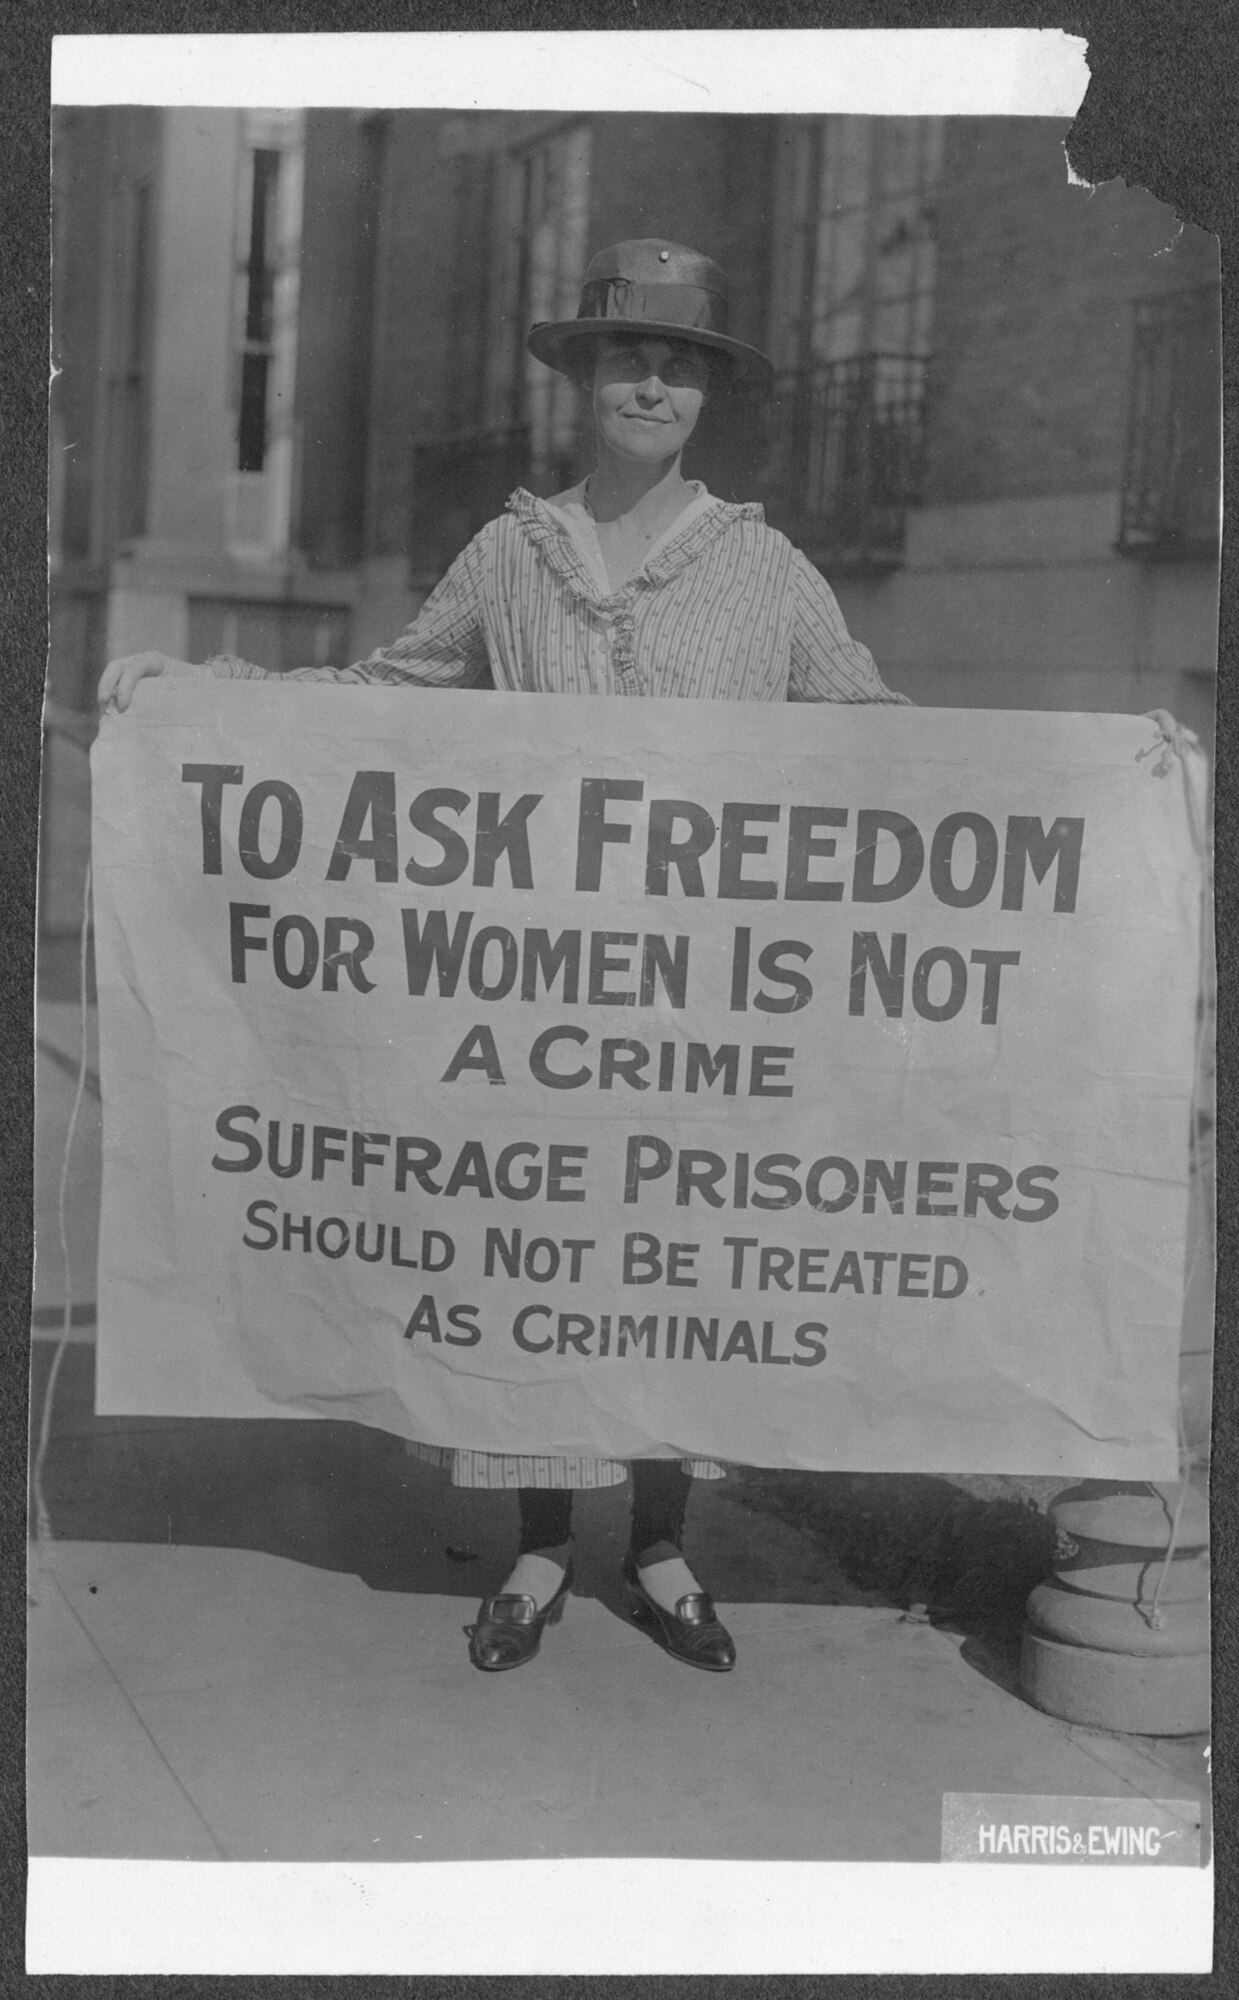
<box><xmin>591</xmin><ymin>337</ymin><xmax>710</xmax><ymax>465</ymax></box>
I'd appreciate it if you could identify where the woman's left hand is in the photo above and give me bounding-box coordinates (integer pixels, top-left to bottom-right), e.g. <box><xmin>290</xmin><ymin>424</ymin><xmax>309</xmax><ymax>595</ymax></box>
<box><xmin>1140</xmin><ymin>710</ymin><xmax>1201</xmax><ymax>769</ymax></box>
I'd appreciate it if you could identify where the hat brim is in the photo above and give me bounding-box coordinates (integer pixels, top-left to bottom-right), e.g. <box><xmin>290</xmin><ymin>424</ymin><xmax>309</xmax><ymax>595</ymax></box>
<box><xmin>527</xmin><ymin>318</ymin><xmax>773</xmax><ymax>391</ymax></box>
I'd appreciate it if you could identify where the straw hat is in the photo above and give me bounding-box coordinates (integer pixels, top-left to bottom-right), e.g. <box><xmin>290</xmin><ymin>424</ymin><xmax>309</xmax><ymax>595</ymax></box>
<box><xmin>527</xmin><ymin>238</ymin><xmax>773</xmax><ymax>389</ymax></box>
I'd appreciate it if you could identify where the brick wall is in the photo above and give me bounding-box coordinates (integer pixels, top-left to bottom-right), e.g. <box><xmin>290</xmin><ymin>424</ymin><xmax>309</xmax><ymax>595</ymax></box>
<box><xmin>52</xmin><ymin>107</ymin><xmax>162</xmax><ymax>565</ymax></box>
<box><xmin>927</xmin><ymin>117</ymin><xmax>1220</xmax><ymax>507</ymax></box>
<box><xmin>362</xmin><ymin>112</ymin><xmax>464</xmax><ymax>563</ymax></box>
<box><xmin>52</xmin><ymin>109</ymin><xmax>109</xmax><ymax>564</ymax></box>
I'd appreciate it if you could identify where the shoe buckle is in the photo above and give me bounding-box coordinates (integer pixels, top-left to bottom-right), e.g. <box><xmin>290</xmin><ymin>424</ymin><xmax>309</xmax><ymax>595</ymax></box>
<box><xmin>486</xmin><ymin>1593</ymin><xmax>537</xmax><ymax>1624</ymax></box>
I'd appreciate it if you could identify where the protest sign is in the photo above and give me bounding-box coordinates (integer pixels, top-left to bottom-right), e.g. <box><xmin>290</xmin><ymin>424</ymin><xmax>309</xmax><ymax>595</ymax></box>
<box><xmin>92</xmin><ymin>684</ymin><xmax>1204</xmax><ymax>1477</ymax></box>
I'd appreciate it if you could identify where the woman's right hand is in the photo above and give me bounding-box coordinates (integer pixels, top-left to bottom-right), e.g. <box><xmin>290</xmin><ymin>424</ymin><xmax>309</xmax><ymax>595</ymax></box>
<box><xmin>97</xmin><ymin>651</ymin><xmax>194</xmax><ymax>713</ymax></box>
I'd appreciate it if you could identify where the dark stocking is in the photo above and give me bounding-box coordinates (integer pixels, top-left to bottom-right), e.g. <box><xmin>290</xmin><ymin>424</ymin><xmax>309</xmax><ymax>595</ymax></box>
<box><xmin>516</xmin><ymin>1485</ymin><xmax>574</xmax><ymax>1557</ymax></box>
<box><xmin>629</xmin><ymin>1458</ymin><xmax>693</xmax><ymax>1565</ymax></box>
<box><xmin>516</xmin><ymin>1462</ymin><xmax>693</xmax><ymax>1568</ymax></box>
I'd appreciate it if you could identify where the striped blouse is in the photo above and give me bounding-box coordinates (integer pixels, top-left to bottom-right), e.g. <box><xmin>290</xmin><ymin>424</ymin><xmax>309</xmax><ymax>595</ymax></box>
<box><xmin>206</xmin><ymin>483</ymin><xmax>907</xmax><ymax>1489</ymax></box>
<box><xmin>210</xmin><ymin>483</ymin><xmax>909</xmax><ymax>708</ymax></box>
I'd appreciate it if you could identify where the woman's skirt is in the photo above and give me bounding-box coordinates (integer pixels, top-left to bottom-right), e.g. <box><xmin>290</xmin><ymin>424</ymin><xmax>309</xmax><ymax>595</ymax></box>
<box><xmin>405</xmin><ymin>1443</ymin><xmax>726</xmax><ymax>1489</ymax></box>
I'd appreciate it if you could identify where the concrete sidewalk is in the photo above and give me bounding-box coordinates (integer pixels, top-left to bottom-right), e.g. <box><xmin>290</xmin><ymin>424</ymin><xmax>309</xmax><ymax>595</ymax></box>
<box><xmin>28</xmin><ymin>1441</ymin><xmax>1206</xmax><ymax>1865</ymax></box>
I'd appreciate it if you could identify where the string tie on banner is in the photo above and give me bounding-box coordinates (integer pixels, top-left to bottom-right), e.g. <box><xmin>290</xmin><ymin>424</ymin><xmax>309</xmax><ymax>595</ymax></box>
<box><xmin>31</xmin><ymin>858</ymin><xmax>93</xmax><ymax>1561</ymax></box>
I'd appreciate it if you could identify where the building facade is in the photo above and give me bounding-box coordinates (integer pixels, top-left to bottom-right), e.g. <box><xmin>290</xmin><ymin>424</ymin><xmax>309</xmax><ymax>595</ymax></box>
<box><xmin>50</xmin><ymin>107</ymin><xmax>1220</xmax><ymax>740</ymax></box>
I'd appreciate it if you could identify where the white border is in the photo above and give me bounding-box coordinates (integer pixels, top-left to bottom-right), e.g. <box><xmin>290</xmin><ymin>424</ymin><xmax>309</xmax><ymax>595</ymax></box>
<box><xmin>51</xmin><ymin>29</ymin><xmax>1089</xmax><ymax>117</ymax></box>
<box><xmin>28</xmin><ymin>1857</ymin><xmax>1212</xmax><ymax>1975</ymax></box>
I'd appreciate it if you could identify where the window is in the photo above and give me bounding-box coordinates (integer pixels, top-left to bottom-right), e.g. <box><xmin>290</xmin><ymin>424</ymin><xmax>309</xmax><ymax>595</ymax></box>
<box><xmin>767</xmin><ymin>117</ymin><xmax>943</xmax><ymax>567</ymax></box>
<box><xmin>1118</xmin><ymin>286</ymin><xmax>1221</xmax><ymax>559</ymax></box>
<box><xmin>772</xmin><ymin>118</ymin><xmax>944</xmax><ymax>370</ymax></box>
<box><xmin>238</xmin><ymin>148</ymin><xmax>281</xmax><ymax>474</ymax></box>
<box><xmin>485</xmin><ymin>124</ymin><xmax>592</xmax><ymax>488</ymax></box>
<box><xmin>227</xmin><ymin>110</ymin><xmax>304</xmax><ymax>559</ymax></box>
<box><xmin>410</xmin><ymin>123</ymin><xmax>592</xmax><ymax>581</ymax></box>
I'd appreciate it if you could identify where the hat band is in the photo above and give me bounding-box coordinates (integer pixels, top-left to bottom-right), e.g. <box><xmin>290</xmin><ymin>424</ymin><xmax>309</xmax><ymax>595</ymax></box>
<box><xmin>576</xmin><ymin>278</ymin><xmax>728</xmax><ymax>336</ymax></box>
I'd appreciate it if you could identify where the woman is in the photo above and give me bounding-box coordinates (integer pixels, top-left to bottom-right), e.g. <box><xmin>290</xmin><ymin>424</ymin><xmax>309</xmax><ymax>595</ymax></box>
<box><xmin>100</xmin><ymin>238</ymin><xmax>910</xmax><ymax>1676</ymax></box>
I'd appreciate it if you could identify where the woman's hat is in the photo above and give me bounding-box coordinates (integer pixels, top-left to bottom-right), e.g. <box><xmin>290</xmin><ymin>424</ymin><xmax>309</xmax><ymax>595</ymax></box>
<box><xmin>527</xmin><ymin>238</ymin><xmax>774</xmax><ymax>389</ymax></box>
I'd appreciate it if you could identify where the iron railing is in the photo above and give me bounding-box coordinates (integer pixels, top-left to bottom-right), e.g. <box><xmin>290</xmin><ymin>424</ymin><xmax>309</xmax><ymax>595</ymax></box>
<box><xmin>766</xmin><ymin>353</ymin><xmax>928</xmax><ymax>570</ymax></box>
<box><xmin>410</xmin><ymin>425</ymin><xmax>532</xmax><ymax>581</ymax></box>
<box><xmin>1119</xmin><ymin>286</ymin><xmax>1220</xmax><ymax>559</ymax></box>
<box><xmin>410</xmin><ymin>425</ymin><xmax>576</xmax><ymax>581</ymax></box>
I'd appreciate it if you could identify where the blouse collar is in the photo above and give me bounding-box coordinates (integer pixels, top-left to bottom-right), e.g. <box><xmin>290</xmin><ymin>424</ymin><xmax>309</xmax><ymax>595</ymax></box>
<box><xmin>547</xmin><ymin>479</ymin><xmax>719</xmax><ymax>594</ymax></box>
<box><xmin>506</xmin><ymin>484</ymin><xmax>765</xmax><ymax>607</ymax></box>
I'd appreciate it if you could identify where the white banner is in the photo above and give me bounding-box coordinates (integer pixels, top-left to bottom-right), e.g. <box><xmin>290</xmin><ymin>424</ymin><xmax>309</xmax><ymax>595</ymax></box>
<box><xmin>92</xmin><ymin>685</ymin><xmax>1204</xmax><ymax>1477</ymax></box>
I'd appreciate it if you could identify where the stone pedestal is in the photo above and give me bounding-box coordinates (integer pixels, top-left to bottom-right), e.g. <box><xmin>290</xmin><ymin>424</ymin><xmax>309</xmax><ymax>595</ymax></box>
<box><xmin>1019</xmin><ymin>1477</ymin><xmax>1209</xmax><ymax>1736</ymax></box>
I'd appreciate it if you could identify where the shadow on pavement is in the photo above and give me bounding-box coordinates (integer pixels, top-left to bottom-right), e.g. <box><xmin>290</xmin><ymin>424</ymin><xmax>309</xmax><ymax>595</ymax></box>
<box><xmin>31</xmin><ymin>1342</ymin><xmax>522</xmax><ymax>1599</ymax></box>
<box><xmin>32</xmin><ymin>1343</ymin><xmax>869</xmax><ymax>1612</ymax></box>
<box><xmin>727</xmin><ymin>1466</ymin><xmax>1059</xmax><ymax>1694</ymax></box>
<box><xmin>32</xmin><ymin>1342</ymin><xmax>1053</xmax><ymax>1649</ymax></box>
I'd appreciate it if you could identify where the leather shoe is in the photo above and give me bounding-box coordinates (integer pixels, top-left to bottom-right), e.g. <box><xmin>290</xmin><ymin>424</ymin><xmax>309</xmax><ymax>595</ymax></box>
<box><xmin>623</xmin><ymin>1553</ymin><xmax>736</xmax><ymax>1672</ymax></box>
<box><xmin>468</xmin><ymin>1560</ymin><xmax>573</xmax><ymax>1672</ymax></box>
